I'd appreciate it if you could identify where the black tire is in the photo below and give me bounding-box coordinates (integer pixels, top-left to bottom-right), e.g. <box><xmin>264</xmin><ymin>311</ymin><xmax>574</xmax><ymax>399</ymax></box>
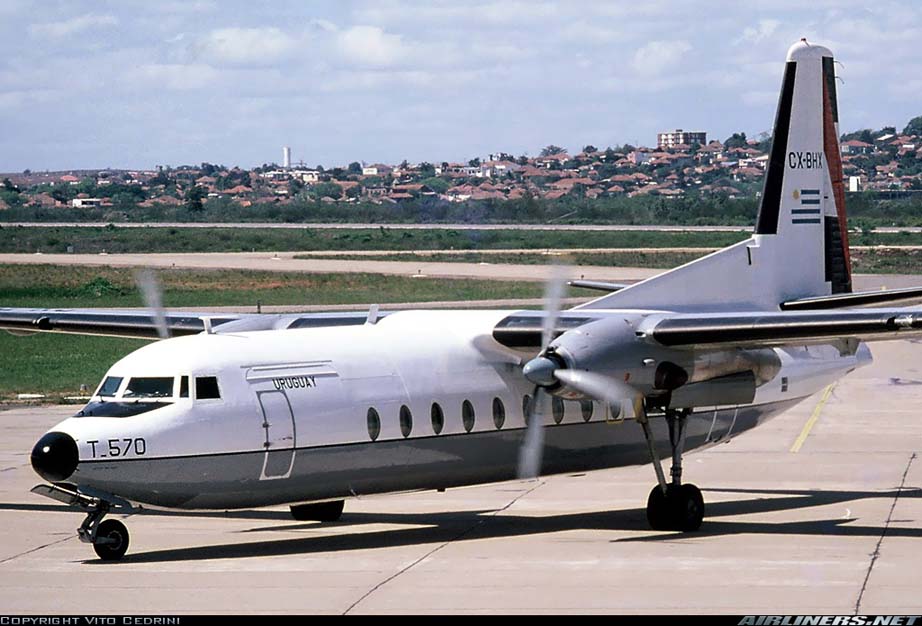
<box><xmin>290</xmin><ymin>500</ymin><xmax>345</xmax><ymax>522</ymax></box>
<box><xmin>646</xmin><ymin>484</ymin><xmax>705</xmax><ymax>531</ymax></box>
<box><xmin>676</xmin><ymin>484</ymin><xmax>704</xmax><ymax>531</ymax></box>
<box><xmin>646</xmin><ymin>485</ymin><xmax>671</xmax><ymax>530</ymax></box>
<box><xmin>93</xmin><ymin>519</ymin><xmax>129</xmax><ymax>561</ymax></box>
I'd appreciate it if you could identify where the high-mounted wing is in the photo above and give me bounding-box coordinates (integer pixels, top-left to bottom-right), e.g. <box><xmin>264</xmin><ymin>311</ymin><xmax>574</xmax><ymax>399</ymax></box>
<box><xmin>0</xmin><ymin>308</ymin><xmax>241</xmax><ymax>339</ymax></box>
<box><xmin>640</xmin><ymin>309</ymin><xmax>922</xmax><ymax>349</ymax></box>
<box><xmin>0</xmin><ymin>308</ymin><xmax>374</xmax><ymax>340</ymax></box>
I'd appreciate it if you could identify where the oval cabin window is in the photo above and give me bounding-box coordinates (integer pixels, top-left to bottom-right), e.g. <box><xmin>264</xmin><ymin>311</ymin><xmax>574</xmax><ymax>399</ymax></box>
<box><xmin>431</xmin><ymin>402</ymin><xmax>444</xmax><ymax>435</ymax></box>
<box><xmin>367</xmin><ymin>408</ymin><xmax>381</xmax><ymax>442</ymax></box>
<box><xmin>399</xmin><ymin>405</ymin><xmax>413</xmax><ymax>438</ymax></box>
<box><xmin>492</xmin><ymin>397</ymin><xmax>505</xmax><ymax>430</ymax></box>
<box><xmin>462</xmin><ymin>400</ymin><xmax>475</xmax><ymax>433</ymax></box>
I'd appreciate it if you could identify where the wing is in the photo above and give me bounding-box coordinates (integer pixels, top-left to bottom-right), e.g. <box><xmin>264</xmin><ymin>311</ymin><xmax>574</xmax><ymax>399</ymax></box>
<box><xmin>640</xmin><ymin>308</ymin><xmax>922</xmax><ymax>349</ymax></box>
<box><xmin>0</xmin><ymin>308</ymin><xmax>374</xmax><ymax>340</ymax></box>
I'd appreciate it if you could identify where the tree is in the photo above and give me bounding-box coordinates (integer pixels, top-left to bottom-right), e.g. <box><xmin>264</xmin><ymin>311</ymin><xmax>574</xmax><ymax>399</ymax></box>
<box><xmin>348</xmin><ymin>161</ymin><xmax>363</xmax><ymax>175</ymax></box>
<box><xmin>903</xmin><ymin>116</ymin><xmax>922</xmax><ymax>137</ymax></box>
<box><xmin>421</xmin><ymin>177</ymin><xmax>449</xmax><ymax>194</ymax></box>
<box><xmin>418</xmin><ymin>162</ymin><xmax>435</xmax><ymax>177</ymax></box>
<box><xmin>468</xmin><ymin>157</ymin><xmax>481</xmax><ymax>167</ymax></box>
<box><xmin>311</xmin><ymin>182</ymin><xmax>342</xmax><ymax>199</ymax></box>
<box><xmin>582</xmin><ymin>144</ymin><xmax>598</xmax><ymax>154</ymax></box>
<box><xmin>724</xmin><ymin>132</ymin><xmax>748</xmax><ymax>149</ymax></box>
<box><xmin>185</xmin><ymin>185</ymin><xmax>207</xmax><ymax>212</ymax></box>
<box><xmin>540</xmin><ymin>145</ymin><xmax>565</xmax><ymax>157</ymax></box>
<box><xmin>2</xmin><ymin>178</ymin><xmax>18</xmax><ymax>193</ymax></box>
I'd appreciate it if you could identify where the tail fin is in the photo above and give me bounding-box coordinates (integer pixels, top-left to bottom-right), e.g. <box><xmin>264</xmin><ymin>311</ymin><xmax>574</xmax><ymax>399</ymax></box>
<box><xmin>579</xmin><ymin>39</ymin><xmax>851</xmax><ymax>312</ymax></box>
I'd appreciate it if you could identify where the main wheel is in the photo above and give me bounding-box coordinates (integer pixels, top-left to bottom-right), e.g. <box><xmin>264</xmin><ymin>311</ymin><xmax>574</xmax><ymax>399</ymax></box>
<box><xmin>290</xmin><ymin>500</ymin><xmax>344</xmax><ymax>522</ymax></box>
<box><xmin>93</xmin><ymin>519</ymin><xmax>129</xmax><ymax>561</ymax></box>
<box><xmin>646</xmin><ymin>485</ymin><xmax>672</xmax><ymax>530</ymax></box>
<box><xmin>645</xmin><ymin>484</ymin><xmax>705</xmax><ymax>532</ymax></box>
<box><xmin>676</xmin><ymin>484</ymin><xmax>704</xmax><ymax>531</ymax></box>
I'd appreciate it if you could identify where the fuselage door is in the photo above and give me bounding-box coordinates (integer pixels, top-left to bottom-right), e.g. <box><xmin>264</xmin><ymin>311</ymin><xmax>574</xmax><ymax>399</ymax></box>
<box><xmin>257</xmin><ymin>390</ymin><xmax>296</xmax><ymax>480</ymax></box>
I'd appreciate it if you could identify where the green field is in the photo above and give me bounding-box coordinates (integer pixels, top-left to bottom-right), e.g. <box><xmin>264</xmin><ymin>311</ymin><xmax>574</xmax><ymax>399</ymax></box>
<box><xmin>2</xmin><ymin>225</ymin><xmax>921</xmax><ymax>255</ymax></box>
<box><xmin>0</xmin><ymin>225</ymin><xmax>755</xmax><ymax>253</ymax></box>
<box><xmin>0</xmin><ymin>264</ymin><xmax>546</xmax><ymax>400</ymax></box>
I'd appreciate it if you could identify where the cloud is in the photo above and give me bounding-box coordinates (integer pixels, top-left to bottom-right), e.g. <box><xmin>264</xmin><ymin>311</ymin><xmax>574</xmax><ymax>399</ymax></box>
<box><xmin>29</xmin><ymin>14</ymin><xmax>118</xmax><ymax>39</ymax></box>
<box><xmin>136</xmin><ymin>63</ymin><xmax>219</xmax><ymax>90</ymax></box>
<box><xmin>631</xmin><ymin>40</ymin><xmax>692</xmax><ymax>75</ymax></box>
<box><xmin>737</xmin><ymin>19</ymin><xmax>781</xmax><ymax>44</ymax></box>
<box><xmin>194</xmin><ymin>27</ymin><xmax>299</xmax><ymax>66</ymax></box>
<box><xmin>336</xmin><ymin>25</ymin><xmax>408</xmax><ymax>68</ymax></box>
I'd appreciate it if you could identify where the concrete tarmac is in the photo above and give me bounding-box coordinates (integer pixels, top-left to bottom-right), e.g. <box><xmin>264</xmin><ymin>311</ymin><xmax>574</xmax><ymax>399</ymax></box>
<box><xmin>0</xmin><ymin>340</ymin><xmax>920</xmax><ymax>614</ymax></box>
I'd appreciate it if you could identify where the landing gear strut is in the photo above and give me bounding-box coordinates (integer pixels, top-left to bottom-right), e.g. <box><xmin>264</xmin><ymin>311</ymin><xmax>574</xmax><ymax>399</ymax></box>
<box><xmin>31</xmin><ymin>484</ymin><xmax>132</xmax><ymax>560</ymax></box>
<box><xmin>638</xmin><ymin>408</ymin><xmax>704</xmax><ymax>531</ymax></box>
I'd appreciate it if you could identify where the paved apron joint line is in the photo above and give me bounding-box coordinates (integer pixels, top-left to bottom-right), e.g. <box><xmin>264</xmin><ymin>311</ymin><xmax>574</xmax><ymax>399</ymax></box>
<box><xmin>853</xmin><ymin>451</ymin><xmax>916</xmax><ymax>615</ymax></box>
<box><xmin>342</xmin><ymin>480</ymin><xmax>545</xmax><ymax>615</ymax></box>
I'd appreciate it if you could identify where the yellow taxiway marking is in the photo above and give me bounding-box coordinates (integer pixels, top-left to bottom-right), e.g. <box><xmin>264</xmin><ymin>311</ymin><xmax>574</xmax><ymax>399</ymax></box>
<box><xmin>790</xmin><ymin>384</ymin><xmax>835</xmax><ymax>453</ymax></box>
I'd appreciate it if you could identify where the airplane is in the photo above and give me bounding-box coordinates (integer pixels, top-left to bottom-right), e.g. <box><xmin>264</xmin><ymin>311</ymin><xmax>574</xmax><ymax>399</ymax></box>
<box><xmin>7</xmin><ymin>39</ymin><xmax>922</xmax><ymax>561</ymax></box>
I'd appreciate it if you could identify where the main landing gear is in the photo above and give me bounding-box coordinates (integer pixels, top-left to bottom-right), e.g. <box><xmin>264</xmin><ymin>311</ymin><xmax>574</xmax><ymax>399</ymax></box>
<box><xmin>637</xmin><ymin>408</ymin><xmax>704</xmax><ymax>531</ymax></box>
<box><xmin>31</xmin><ymin>484</ymin><xmax>132</xmax><ymax>561</ymax></box>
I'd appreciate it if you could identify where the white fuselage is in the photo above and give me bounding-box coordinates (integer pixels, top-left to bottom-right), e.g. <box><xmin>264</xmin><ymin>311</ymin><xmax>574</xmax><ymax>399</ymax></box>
<box><xmin>44</xmin><ymin>309</ymin><xmax>871</xmax><ymax>509</ymax></box>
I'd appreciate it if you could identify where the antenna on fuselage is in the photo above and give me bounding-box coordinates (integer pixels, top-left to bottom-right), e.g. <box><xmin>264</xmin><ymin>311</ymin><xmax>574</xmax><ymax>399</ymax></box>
<box><xmin>366</xmin><ymin>304</ymin><xmax>381</xmax><ymax>325</ymax></box>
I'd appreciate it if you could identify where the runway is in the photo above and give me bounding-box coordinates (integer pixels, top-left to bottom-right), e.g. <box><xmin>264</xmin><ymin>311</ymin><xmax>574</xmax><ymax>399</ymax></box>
<box><xmin>0</xmin><ymin>339</ymin><xmax>919</xmax><ymax>614</ymax></box>
<box><xmin>2</xmin><ymin>251</ymin><xmax>921</xmax><ymax>291</ymax></box>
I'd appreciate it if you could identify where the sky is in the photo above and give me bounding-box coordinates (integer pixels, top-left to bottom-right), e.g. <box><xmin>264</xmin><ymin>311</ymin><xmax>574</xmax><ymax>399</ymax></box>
<box><xmin>1</xmin><ymin>1</ymin><xmax>921</xmax><ymax>172</ymax></box>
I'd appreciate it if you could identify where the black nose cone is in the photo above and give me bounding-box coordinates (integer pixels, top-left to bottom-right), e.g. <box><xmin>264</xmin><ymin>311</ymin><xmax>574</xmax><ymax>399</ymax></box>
<box><xmin>31</xmin><ymin>432</ymin><xmax>78</xmax><ymax>482</ymax></box>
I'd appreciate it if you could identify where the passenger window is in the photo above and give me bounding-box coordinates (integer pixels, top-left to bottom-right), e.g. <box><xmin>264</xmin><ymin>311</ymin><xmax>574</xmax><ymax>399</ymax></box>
<box><xmin>97</xmin><ymin>376</ymin><xmax>123</xmax><ymax>398</ymax></box>
<box><xmin>522</xmin><ymin>395</ymin><xmax>532</xmax><ymax>424</ymax></box>
<box><xmin>399</xmin><ymin>405</ymin><xmax>413</xmax><ymax>438</ymax></box>
<box><xmin>580</xmin><ymin>400</ymin><xmax>593</xmax><ymax>422</ymax></box>
<box><xmin>431</xmin><ymin>402</ymin><xmax>444</xmax><ymax>435</ymax></box>
<box><xmin>492</xmin><ymin>397</ymin><xmax>505</xmax><ymax>430</ymax></box>
<box><xmin>367</xmin><ymin>408</ymin><xmax>380</xmax><ymax>441</ymax></box>
<box><xmin>552</xmin><ymin>397</ymin><xmax>565</xmax><ymax>424</ymax></box>
<box><xmin>195</xmin><ymin>376</ymin><xmax>220</xmax><ymax>400</ymax></box>
<box><xmin>462</xmin><ymin>400</ymin><xmax>475</xmax><ymax>433</ymax></box>
<box><xmin>179</xmin><ymin>376</ymin><xmax>189</xmax><ymax>398</ymax></box>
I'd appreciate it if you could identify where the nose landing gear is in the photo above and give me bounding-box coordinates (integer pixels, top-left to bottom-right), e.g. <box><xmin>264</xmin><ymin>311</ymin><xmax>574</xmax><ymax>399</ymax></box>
<box><xmin>638</xmin><ymin>408</ymin><xmax>704</xmax><ymax>531</ymax></box>
<box><xmin>32</xmin><ymin>483</ymin><xmax>133</xmax><ymax>561</ymax></box>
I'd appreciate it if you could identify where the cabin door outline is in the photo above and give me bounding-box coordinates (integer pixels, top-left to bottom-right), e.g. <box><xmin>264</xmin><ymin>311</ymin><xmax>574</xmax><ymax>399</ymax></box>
<box><xmin>257</xmin><ymin>389</ymin><xmax>296</xmax><ymax>480</ymax></box>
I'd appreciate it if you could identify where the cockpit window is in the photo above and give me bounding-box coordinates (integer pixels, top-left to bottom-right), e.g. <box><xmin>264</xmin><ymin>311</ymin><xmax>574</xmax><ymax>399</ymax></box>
<box><xmin>195</xmin><ymin>376</ymin><xmax>221</xmax><ymax>400</ymax></box>
<box><xmin>97</xmin><ymin>376</ymin><xmax>123</xmax><ymax>398</ymax></box>
<box><xmin>123</xmin><ymin>377</ymin><xmax>174</xmax><ymax>399</ymax></box>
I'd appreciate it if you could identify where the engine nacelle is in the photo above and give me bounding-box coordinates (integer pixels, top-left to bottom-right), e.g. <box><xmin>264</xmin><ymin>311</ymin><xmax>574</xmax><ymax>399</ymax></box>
<box><xmin>547</xmin><ymin>316</ymin><xmax>781</xmax><ymax>403</ymax></box>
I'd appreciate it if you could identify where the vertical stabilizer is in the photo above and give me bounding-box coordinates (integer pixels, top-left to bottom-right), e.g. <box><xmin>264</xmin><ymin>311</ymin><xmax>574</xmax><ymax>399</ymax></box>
<box><xmin>578</xmin><ymin>39</ymin><xmax>851</xmax><ymax>313</ymax></box>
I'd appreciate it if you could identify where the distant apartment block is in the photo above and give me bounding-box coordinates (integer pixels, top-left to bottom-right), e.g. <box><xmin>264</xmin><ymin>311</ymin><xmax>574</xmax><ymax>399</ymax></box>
<box><xmin>657</xmin><ymin>129</ymin><xmax>707</xmax><ymax>149</ymax></box>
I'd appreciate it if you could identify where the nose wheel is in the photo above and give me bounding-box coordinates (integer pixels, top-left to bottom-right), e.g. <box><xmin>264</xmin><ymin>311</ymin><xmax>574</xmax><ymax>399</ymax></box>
<box><xmin>92</xmin><ymin>519</ymin><xmax>130</xmax><ymax>561</ymax></box>
<box><xmin>638</xmin><ymin>408</ymin><xmax>704</xmax><ymax>531</ymax></box>
<box><xmin>31</xmin><ymin>483</ymin><xmax>133</xmax><ymax>561</ymax></box>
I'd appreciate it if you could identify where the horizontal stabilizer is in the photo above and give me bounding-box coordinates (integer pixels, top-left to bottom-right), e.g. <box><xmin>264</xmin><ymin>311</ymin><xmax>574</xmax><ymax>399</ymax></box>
<box><xmin>568</xmin><ymin>280</ymin><xmax>630</xmax><ymax>293</ymax></box>
<box><xmin>781</xmin><ymin>286</ymin><xmax>922</xmax><ymax>310</ymax></box>
<box><xmin>641</xmin><ymin>309</ymin><xmax>922</xmax><ymax>348</ymax></box>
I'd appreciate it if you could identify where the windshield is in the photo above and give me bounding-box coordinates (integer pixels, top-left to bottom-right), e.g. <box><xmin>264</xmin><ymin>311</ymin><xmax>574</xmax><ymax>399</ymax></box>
<box><xmin>96</xmin><ymin>376</ymin><xmax>123</xmax><ymax>398</ymax></box>
<box><xmin>123</xmin><ymin>377</ymin><xmax>174</xmax><ymax>399</ymax></box>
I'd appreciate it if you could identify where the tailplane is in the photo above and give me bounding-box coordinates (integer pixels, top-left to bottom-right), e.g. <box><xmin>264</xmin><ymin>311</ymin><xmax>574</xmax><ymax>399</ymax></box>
<box><xmin>580</xmin><ymin>39</ymin><xmax>851</xmax><ymax>312</ymax></box>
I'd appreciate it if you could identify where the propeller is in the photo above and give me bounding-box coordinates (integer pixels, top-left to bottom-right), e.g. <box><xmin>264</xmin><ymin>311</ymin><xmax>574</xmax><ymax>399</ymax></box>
<box><xmin>517</xmin><ymin>265</ymin><xmax>648</xmax><ymax>479</ymax></box>
<box><xmin>516</xmin><ymin>265</ymin><xmax>567</xmax><ymax>480</ymax></box>
<box><xmin>135</xmin><ymin>269</ymin><xmax>170</xmax><ymax>340</ymax></box>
